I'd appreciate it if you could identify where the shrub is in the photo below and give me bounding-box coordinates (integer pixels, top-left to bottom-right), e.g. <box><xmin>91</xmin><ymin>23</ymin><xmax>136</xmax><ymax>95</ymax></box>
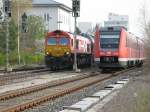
<box><xmin>0</xmin><ymin>53</ymin><xmax>5</xmax><ymax>66</ymax></box>
<box><xmin>23</xmin><ymin>52</ymin><xmax>44</xmax><ymax>65</ymax></box>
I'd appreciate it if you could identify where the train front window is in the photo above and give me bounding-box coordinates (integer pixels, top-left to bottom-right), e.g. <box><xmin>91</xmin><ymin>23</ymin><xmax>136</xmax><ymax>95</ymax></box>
<box><xmin>60</xmin><ymin>37</ymin><xmax>69</xmax><ymax>45</ymax></box>
<box><xmin>47</xmin><ymin>38</ymin><xmax>56</xmax><ymax>45</ymax></box>
<box><xmin>100</xmin><ymin>35</ymin><xmax>120</xmax><ymax>49</ymax></box>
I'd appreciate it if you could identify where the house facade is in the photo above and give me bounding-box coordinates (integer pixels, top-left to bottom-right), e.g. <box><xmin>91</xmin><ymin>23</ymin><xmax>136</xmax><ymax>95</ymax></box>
<box><xmin>104</xmin><ymin>13</ymin><xmax>129</xmax><ymax>30</ymax></box>
<box><xmin>27</xmin><ymin>0</ymin><xmax>72</xmax><ymax>32</ymax></box>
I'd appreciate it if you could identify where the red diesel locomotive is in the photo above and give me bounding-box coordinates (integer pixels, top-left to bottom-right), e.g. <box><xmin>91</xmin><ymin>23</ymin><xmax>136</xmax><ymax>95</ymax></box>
<box><xmin>45</xmin><ymin>30</ymin><xmax>93</xmax><ymax>70</ymax></box>
<box><xmin>94</xmin><ymin>26</ymin><xmax>144</xmax><ymax>68</ymax></box>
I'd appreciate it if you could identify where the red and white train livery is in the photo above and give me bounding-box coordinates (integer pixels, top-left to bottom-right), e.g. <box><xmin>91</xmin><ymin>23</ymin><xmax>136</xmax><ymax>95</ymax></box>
<box><xmin>94</xmin><ymin>26</ymin><xmax>144</xmax><ymax>68</ymax></box>
<box><xmin>45</xmin><ymin>30</ymin><xmax>93</xmax><ymax>70</ymax></box>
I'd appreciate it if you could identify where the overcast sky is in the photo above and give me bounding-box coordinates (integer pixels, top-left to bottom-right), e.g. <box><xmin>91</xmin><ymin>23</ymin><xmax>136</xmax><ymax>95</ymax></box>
<box><xmin>55</xmin><ymin>0</ymin><xmax>149</xmax><ymax>36</ymax></box>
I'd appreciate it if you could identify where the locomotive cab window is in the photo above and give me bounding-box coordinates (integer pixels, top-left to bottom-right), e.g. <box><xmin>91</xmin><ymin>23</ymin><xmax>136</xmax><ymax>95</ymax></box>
<box><xmin>47</xmin><ymin>37</ymin><xmax>56</xmax><ymax>45</ymax></box>
<box><xmin>100</xmin><ymin>34</ymin><xmax>120</xmax><ymax>49</ymax></box>
<box><xmin>60</xmin><ymin>37</ymin><xmax>69</xmax><ymax>45</ymax></box>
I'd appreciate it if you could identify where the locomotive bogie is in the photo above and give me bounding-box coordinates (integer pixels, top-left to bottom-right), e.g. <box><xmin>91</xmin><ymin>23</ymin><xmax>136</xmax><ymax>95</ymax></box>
<box><xmin>45</xmin><ymin>53</ymin><xmax>92</xmax><ymax>70</ymax></box>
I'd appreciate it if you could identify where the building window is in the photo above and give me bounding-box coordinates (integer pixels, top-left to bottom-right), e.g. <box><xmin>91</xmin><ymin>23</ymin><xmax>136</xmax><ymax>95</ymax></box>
<box><xmin>62</xmin><ymin>15</ymin><xmax>64</xmax><ymax>23</ymax></box>
<box><xmin>60</xmin><ymin>14</ymin><xmax>61</xmax><ymax>20</ymax></box>
<box><xmin>66</xmin><ymin>17</ymin><xmax>68</xmax><ymax>24</ymax></box>
<box><xmin>44</xmin><ymin>14</ymin><xmax>47</xmax><ymax>21</ymax></box>
<box><xmin>47</xmin><ymin>14</ymin><xmax>49</xmax><ymax>21</ymax></box>
<box><xmin>64</xmin><ymin>16</ymin><xmax>66</xmax><ymax>24</ymax></box>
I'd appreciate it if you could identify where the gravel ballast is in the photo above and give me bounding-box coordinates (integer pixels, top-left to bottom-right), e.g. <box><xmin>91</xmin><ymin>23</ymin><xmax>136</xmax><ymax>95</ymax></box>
<box><xmin>23</xmin><ymin>68</ymin><xmax>140</xmax><ymax>112</ymax></box>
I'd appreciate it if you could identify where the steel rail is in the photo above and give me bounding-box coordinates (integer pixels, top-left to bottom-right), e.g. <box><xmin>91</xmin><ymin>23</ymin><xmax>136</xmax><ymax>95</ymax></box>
<box><xmin>0</xmin><ymin>73</ymin><xmax>93</xmax><ymax>100</ymax></box>
<box><xmin>0</xmin><ymin>75</ymin><xmax>111</xmax><ymax>112</ymax></box>
<box><xmin>0</xmin><ymin>67</ymin><xmax>136</xmax><ymax>112</ymax></box>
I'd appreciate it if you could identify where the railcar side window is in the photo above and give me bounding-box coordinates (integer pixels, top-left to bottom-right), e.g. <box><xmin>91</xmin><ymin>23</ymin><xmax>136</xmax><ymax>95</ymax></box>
<box><xmin>60</xmin><ymin>37</ymin><xmax>69</xmax><ymax>45</ymax></box>
<box><xmin>87</xmin><ymin>44</ymin><xmax>90</xmax><ymax>52</ymax></box>
<box><xmin>47</xmin><ymin>38</ymin><xmax>56</xmax><ymax>45</ymax></box>
<box><xmin>71</xmin><ymin>39</ymin><xmax>73</xmax><ymax>46</ymax></box>
<box><xmin>76</xmin><ymin>40</ymin><xmax>79</xmax><ymax>49</ymax></box>
<box><xmin>126</xmin><ymin>35</ymin><xmax>129</xmax><ymax>47</ymax></box>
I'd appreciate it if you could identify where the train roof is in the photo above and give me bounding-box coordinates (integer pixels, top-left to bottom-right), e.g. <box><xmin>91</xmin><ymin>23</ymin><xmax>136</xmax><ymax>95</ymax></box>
<box><xmin>99</xmin><ymin>27</ymin><xmax>143</xmax><ymax>42</ymax></box>
<box><xmin>81</xmin><ymin>33</ymin><xmax>94</xmax><ymax>43</ymax></box>
<box><xmin>47</xmin><ymin>30</ymin><xmax>92</xmax><ymax>41</ymax></box>
<box><xmin>100</xmin><ymin>26</ymin><xmax>127</xmax><ymax>32</ymax></box>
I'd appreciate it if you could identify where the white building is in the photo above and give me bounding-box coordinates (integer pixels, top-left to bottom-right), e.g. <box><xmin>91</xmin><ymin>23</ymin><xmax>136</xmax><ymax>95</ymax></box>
<box><xmin>78</xmin><ymin>22</ymin><xmax>93</xmax><ymax>33</ymax></box>
<box><xmin>104</xmin><ymin>13</ymin><xmax>129</xmax><ymax>30</ymax></box>
<box><xmin>27</xmin><ymin>0</ymin><xmax>72</xmax><ymax>32</ymax></box>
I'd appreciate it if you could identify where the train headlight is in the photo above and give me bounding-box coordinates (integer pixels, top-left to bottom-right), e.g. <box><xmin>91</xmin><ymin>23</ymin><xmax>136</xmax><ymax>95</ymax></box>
<box><xmin>46</xmin><ymin>52</ymin><xmax>49</xmax><ymax>55</ymax></box>
<box><xmin>66</xmin><ymin>52</ymin><xmax>70</xmax><ymax>55</ymax></box>
<box><xmin>65</xmin><ymin>51</ymin><xmax>70</xmax><ymax>55</ymax></box>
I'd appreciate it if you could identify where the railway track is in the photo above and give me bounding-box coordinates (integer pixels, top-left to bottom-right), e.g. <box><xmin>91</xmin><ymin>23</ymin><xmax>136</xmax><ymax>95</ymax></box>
<box><xmin>0</xmin><ymin>67</ymin><xmax>135</xmax><ymax>112</ymax></box>
<box><xmin>0</xmin><ymin>67</ymin><xmax>98</xmax><ymax>86</ymax></box>
<box><xmin>0</xmin><ymin>68</ymin><xmax>50</xmax><ymax>86</ymax></box>
<box><xmin>0</xmin><ymin>73</ymin><xmax>94</xmax><ymax>100</ymax></box>
<box><xmin>0</xmin><ymin>65</ymin><xmax>46</xmax><ymax>73</ymax></box>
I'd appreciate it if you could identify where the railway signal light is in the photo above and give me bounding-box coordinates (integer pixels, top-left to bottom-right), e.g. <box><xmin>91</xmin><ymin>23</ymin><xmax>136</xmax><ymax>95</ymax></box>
<box><xmin>72</xmin><ymin>0</ymin><xmax>80</xmax><ymax>17</ymax></box>
<box><xmin>22</xmin><ymin>13</ymin><xmax>28</xmax><ymax>33</ymax></box>
<box><xmin>72</xmin><ymin>0</ymin><xmax>80</xmax><ymax>72</ymax></box>
<box><xmin>72</xmin><ymin>0</ymin><xmax>80</xmax><ymax>11</ymax></box>
<box><xmin>73</xmin><ymin>11</ymin><xmax>80</xmax><ymax>17</ymax></box>
<box><xmin>4</xmin><ymin>0</ymin><xmax>11</xmax><ymax>17</ymax></box>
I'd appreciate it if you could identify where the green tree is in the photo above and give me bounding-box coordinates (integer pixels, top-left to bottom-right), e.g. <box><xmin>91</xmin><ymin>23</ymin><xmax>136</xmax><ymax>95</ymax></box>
<box><xmin>23</xmin><ymin>15</ymin><xmax>46</xmax><ymax>50</ymax></box>
<box><xmin>0</xmin><ymin>20</ymin><xmax>17</xmax><ymax>53</ymax></box>
<box><xmin>27</xmin><ymin>15</ymin><xmax>46</xmax><ymax>39</ymax></box>
<box><xmin>19</xmin><ymin>15</ymin><xmax>46</xmax><ymax>65</ymax></box>
<box><xmin>9</xmin><ymin>20</ymin><xmax>18</xmax><ymax>52</ymax></box>
<box><xmin>0</xmin><ymin>25</ymin><xmax>5</xmax><ymax>53</ymax></box>
<box><xmin>139</xmin><ymin>0</ymin><xmax>150</xmax><ymax>58</ymax></box>
<box><xmin>0</xmin><ymin>20</ymin><xmax>17</xmax><ymax>66</ymax></box>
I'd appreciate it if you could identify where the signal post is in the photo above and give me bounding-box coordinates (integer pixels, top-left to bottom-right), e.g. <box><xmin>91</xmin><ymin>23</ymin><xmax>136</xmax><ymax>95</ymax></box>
<box><xmin>72</xmin><ymin>0</ymin><xmax>80</xmax><ymax>72</ymax></box>
<box><xmin>21</xmin><ymin>12</ymin><xmax>28</xmax><ymax>65</ymax></box>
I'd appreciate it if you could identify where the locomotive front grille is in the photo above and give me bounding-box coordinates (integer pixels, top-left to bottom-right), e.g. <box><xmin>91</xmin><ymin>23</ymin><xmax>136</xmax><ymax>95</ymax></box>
<box><xmin>100</xmin><ymin>56</ymin><xmax>118</xmax><ymax>63</ymax></box>
<box><xmin>46</xmin><ymin>46</ymin><xmax>70</xmax><ymax>57</ymax></box>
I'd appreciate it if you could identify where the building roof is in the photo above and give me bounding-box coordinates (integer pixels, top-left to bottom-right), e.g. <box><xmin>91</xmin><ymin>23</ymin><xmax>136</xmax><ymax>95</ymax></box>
<box><xmin>32</xmin><ymin>0</ymin><xmax>60</xmax><ymax>5</ymax></box>
<box><xmin>32</xmin><ymin>0</ymin><xmax>72</xmax><ymax>12</ymax></box>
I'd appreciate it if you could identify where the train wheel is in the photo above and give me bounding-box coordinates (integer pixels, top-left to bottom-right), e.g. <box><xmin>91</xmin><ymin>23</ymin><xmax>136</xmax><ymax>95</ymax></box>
<box><xmin>51</xmin><ymin>67</ymin><xmax>56</xmax><ymax>71</ymax></box>
<box><xmin>51</xmin><ymin>67</ymin><xmax>54</xmax><ymax>71</ymax></box>
<box><xmin>127</xmin><ymin>61</ymin><xmax>130</xmax><ymax>68</ymax></box>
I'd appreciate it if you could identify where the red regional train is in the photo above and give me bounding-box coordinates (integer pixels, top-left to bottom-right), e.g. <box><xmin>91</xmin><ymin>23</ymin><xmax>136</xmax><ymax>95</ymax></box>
<box><xmin>45</xmin><ymin>30</ymin><xmax>93</xmax><ymax>70</ymax></box>
<box><xmin>94</xmin><ymin>26</ymin><xmax>144</xmax><ymax>68</ymax></box>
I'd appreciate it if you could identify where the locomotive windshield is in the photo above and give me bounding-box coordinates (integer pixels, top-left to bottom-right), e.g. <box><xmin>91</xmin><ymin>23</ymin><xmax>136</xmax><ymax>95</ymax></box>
<box><xmin>60</xmin><ymin>37</ymin><xmax>69</xmax><ymax>45</ymax></box>
<box><xmin>100</xmin><ymin>34</ymin><xmax>120</xmax><ymax>49</ymax></box>
<box><xmin>47</xmin><ymin>37</ymin><xmax>56</xmax><ymax>45</ymax></box>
